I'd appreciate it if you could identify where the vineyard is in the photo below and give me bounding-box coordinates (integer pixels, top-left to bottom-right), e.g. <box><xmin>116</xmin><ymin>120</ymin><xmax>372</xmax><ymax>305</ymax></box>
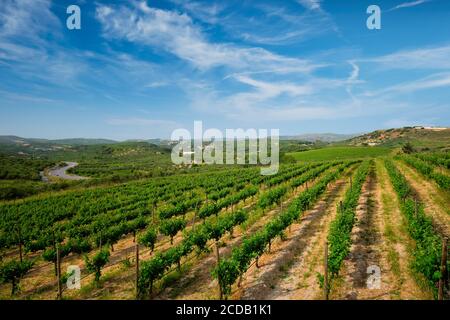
<box><xmin>0</xmin><ymin>151</ymin><xmax>449</xmax><ymax>300</ymax></box>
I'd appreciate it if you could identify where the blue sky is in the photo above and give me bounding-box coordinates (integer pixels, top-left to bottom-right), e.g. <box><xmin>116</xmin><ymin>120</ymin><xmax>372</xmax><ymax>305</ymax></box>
<box><xmin>0</xmin><ymin>0</ymin><xmax>449</xmax><ymax>140</ymax></box>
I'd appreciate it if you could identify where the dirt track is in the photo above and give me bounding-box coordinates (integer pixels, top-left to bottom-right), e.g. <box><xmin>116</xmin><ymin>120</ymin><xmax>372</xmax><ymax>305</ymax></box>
<box><xmin>44</xmin><ymin>162</ymin><xmax>88</xmax><ymax>181</ymax></box>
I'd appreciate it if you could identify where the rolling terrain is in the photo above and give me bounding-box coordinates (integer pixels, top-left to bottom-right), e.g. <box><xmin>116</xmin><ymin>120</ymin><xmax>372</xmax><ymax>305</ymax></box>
<box><xmin>0</xmin><ymin>128</ymin><xmax>449</xmax><ymax>301</ymax></box>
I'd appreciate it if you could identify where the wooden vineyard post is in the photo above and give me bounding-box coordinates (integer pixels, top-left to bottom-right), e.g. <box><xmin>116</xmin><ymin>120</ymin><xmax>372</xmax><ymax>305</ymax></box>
<box><xmin>192</xmin><ymin>210</ymin><xmax>197</xmax><ymax>232</ymax></box>
<box><xmin>152</xmin><ymin>201</ymin><xmax>157</xmax><ymax>224</ymax></box>
<box><xmin>135</xmin><ymin>243</ymin><xmax>140</xmax><ymax>299</ymax></box>
<box><xmin>438</xmin><ymin>238</ymin><xmax>448</xmax><ymax>301</ymax></box>
<box><xmin>56</xmin><ymin>245</ymin><xmax>62</xmax><ymax>300</ymax></box>
<box><xmin>18</xmin><ymin>227</ymin><xmax>23</xmax><ymax>263</ymax></box>
<box><xmin>216</xmin><ymin>241</ymin><xmax>223</xmax><ymax>300</ymax></box>
<box><xmin>349</xmin><ymin>177</ymin><xmax>352</xmax><ymax>190</ymax></box>
<box><xmin>339</xmin><ymin>201</ymin><xmax>343</xmax><ymax>213</ymax></box>
<box><xmin>324</xmin><ymin>241</ymin><xmax>329</xmax><ymax>300</ymax></box>
<box><xmin>414</xmin><ymin>198</ymin><xmax>418</xmax><ymax>218</ymax></box>
<box><xmin>152</xmin><ymin>203</ymin><xmax>155</xmax><ymax>224</ymax></box>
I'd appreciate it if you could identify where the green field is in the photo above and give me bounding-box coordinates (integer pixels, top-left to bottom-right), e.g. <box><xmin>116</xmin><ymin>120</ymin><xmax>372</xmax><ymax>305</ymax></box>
<box><xmin>287</xmin><ymin>146</ymin><xmax>392</xmax><ymax>162</ymax></box>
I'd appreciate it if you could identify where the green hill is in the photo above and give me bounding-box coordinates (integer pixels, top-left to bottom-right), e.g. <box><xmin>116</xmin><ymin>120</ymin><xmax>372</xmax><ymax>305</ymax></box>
<box><xmin>347</xmin><ymin>127</ymin><xmax>450</xmax><ymax>150</ymax></box>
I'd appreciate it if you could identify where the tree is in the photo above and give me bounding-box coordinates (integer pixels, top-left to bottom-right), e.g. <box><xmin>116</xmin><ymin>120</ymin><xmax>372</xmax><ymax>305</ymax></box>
<box><xmin>402</xmin><ymin>142</ymin><xmax>415</xmax><ymax>154</ymax></box>
<box><xmin>0</xmin><ymin>259</ymin><xmax>34</xmax><ymax>295</ymax></box>
<box><xmin>84</xmin><ymin>248</ymin><xmax>110</xmax><ymax>283</ymax></box>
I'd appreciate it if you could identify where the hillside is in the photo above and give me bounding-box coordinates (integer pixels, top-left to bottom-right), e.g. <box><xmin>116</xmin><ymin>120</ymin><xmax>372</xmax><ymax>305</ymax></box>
<box><xmin>0</xmin><ymin>135</ymin><xmax>117</xmax><ymax>146</ymax></box>
<box><xmin>0</xmin><ymin>135</ymin><xmax>118</xmax><ymax>155</ymax></box>
<box><xmin>0</xmin><ymin>139</ymin><xmax>174</xmax><ymax>199</ymax></box>
<box><xmin>282</xmin><ymin>133</ymin><xmax>360</xmax><ymax>142</ymax></box>
<box><xmin>347</xmin><ymin>126</ymin><xmax>450</xmax><ymax>149</ymax></box>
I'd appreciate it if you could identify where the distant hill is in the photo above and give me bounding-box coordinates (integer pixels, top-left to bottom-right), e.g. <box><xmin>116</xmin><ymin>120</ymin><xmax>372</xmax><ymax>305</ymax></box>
<box><xmin>0</xmin><ymin>135</ymin><xmax>117</xmax><ymax>146</ymax></box>
<box><xmin>0</xmin><ymin>135</ymin><xmax>170</xmax><ymax>157</ymax></box>
<box><xmin>125</xmin><ymin>138</ymin><xmax>174</xmax><ymax>147</ymax></box>
<box><xmin>282</xmin><ymin>133</ymin><xmax>360</xmax><ymax>143</ymax></box>
<box><xmin>50</xmin><ymin>138</ymin><xmax>117</xmax><ymax>145</ymax></box>
<box><xmin>347</xmin><ymin>126</ymin><xmax>450</xmax><ymax>149</ymax></box>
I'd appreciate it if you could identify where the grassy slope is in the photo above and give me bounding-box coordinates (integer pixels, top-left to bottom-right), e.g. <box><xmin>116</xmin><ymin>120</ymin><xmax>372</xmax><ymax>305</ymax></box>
<box><xmin>286</xmin><ymin>146</ymin><xmax>392</xmax><ymax>162</ymax></box>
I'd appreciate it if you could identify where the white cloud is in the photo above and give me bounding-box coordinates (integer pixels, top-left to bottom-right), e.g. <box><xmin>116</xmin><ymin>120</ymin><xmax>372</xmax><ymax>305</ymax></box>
<box><xmin>388</xmin><ymin>0</ymin><xmax>431</xmax><ymax>12</ymax></box>
<box><xmin>0</xmin><ymin>0</ymin><xmax>60</xmax><ymax>41</ymax></box>
<box><xmin>144</xmin><ymin>81</ymin><xmax>169</xmax><ymax>88</ymax></box>
<box><xmin>0</xmin><ymin>0</ymin><xmax>86</xmax><ymax>91</ymax></box>
<box><xmin>95</xmin><ymin>2</ymin><xmax>319</xmax><ymax>73</ymax></box>
<box><xmin>234</xmin><ymin>75</ymin><xmax>314</xmax><ymax>97</ymax></box>
<box><xmin>185</xmin><ymin>71</ymin><xmax>367</xmax><ymax>124</ymax></box>
<box><xmin>363</xmin><ymin>73</ymin><xmax>450</xmax><ymax>98</ymax></box>
<box><xmin>387</xmin><ymin>73</ymin><xmax>450</xmax><ymax>93</ymax></box>
<box><xmin>347</xmin><ymin>62</ymin><xmax>360</xmax><ymax>82</ymax></box>
<box><xmin>106</xmin><ymin>117</ymin><xmax>178</xmax><ymax>127</ymax></box>
<box><xmin>0</xmin><ymin>1</ymin><xmax>166</xmax><ymax>100</ymax></box>
<box><xmin>361</xmin><ymin>45</ymin><xmax>450</xmax><ymax>70</ymax></box>
<box><xmin>226</xmin><ymin>3</ymin><xmax>335</xmax><ymax>46</ymax></box>
<box><xmin>168</xmin><ymin>0</ymin><xmax>226</xmax><ymax>25</ymax></box>
<box><xmin>297</xmin><ymin>0</ymin><xmax>322</xmax><ymax>11</ymax></box>
<box><xmin>0</xmin><ymin>89</ymin><xmax>59</xmax><ymax>103</ymax></box>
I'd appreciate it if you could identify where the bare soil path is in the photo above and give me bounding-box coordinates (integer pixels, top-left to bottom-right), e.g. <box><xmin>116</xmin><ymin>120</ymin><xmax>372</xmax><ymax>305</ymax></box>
<box><xmin>395</xmin><ymin>160</ymin><xmax>450</xmax><ymax>238</ymax></box>
<box><xmin>331</xmin><ymin>164</ymin><xmax>397</xmax><ymax>299</ymax></box>
<box><xmin>234</xmin><ymin>169</ymin><xmax>356</xmax><ymax>300</ymax></box>
<box><xmin>368</xmin><ymin>159</ymin><xmax>431</xmax><ymax>300</ymax></box>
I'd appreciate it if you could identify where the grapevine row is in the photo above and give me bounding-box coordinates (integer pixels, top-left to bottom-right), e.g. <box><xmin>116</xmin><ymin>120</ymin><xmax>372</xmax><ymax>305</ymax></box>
<box><xmin>137</xmin><ymin>162</ymin><xmax>344</xmax><ymax>296</ymax></box>
<box><xmin>327</xmin><ymin>160</ymin><xmax>371</xmax><ymax>278</ymax></box>
<box><xmin>212</xmin><ymin>161</ymin><xmax>357</xmax><ymax>297</ymax></box>
<box><xmin>414</xmin><ymin>152</ymin><xmax>450</xmax><ymax>170</ymax></box>
<box><xmin>385</xmin><ymin>159</ymin><xmax>445</xmax><ymax>296</ymax></box>
<box><xmin>400</xmin><ymin>155</ymin><xmax>450</xmax><ymax>190</ymax></box>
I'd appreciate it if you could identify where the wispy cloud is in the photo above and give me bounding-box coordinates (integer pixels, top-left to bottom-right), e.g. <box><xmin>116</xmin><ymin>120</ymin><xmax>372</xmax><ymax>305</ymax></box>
<box><xmin>368</xmin><ymin>73</ymin><xmax>450</xmax><ymax>96</ymax></box>
<box><xmin>387</xmin><ymin>0</ymin><xmax>432</xmax><ymax>12</ymax></box>
<box><xmin>233</xmin><ymin>75</ymin><xmax>314</xmax><ymax>97</ymax></box>
<box><xmin>360</xmin><ymin>44</ymin><xmax>450</xmax><ymax>70</ymax></box>
<box><xmin>347</xmin><ymin>62</ymin><xmax>360</xmax><ymax>82</ymax></box>
<box><xmin>0</xmin><ymin>0</ymin><xmax>86</xmax><ymax>99</ymax></box>
<box><xmin>95</xmin><ymin>1</ymin><xmax>319</xmax><ymax>73</ymax></box>
<box><xmin>0</xmin><ymin>0</ymin><xmax>170</xmax><ymax>103</ymax></box>
<box><xmin>297</xmin><ymin>0</ymin><xmax>322</xmax><ymax>11</ymax></box>
<box><xmin>168</xmin><ymin>0</ymin><xmax>226</xmax><ymax>25</ymax></box>
<box><xmin>0</xmin><ymin>89</ymin><xmax>59</xmax><ymax>103</ymax></box>
<box><xmin>0</xmin><ymin>0</ymin><xmax>61</xmax><ymax>41</ymax></box>
<box><xmin>144</xmin><ymin>81</ymin><xmax>169</xmax><ymax>88</ymax></box>
<box><xmin>106</xmin><ymin>117</ymin><xmax>178</xmax><ymax>127</ymax></box>
<box><xmin>235</xmin><ymin>4</ymin><xmax>334</xmax><ymax>45</ymax></box>
<box><xmin>184</xmin><ymin>70</ymin><xmax>362</xmax><ymax>124</ymax></box>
